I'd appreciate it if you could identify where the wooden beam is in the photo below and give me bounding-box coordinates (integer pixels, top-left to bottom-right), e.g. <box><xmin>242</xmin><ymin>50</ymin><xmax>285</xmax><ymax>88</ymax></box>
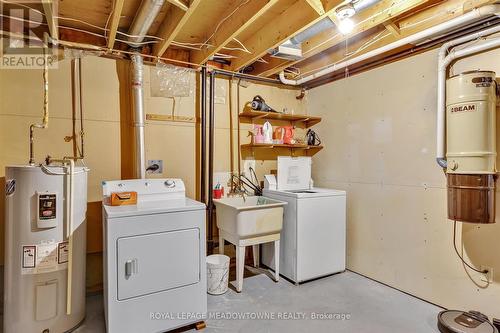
<box><xmin>253</xmin><ymin>0</ymin><xmax>437</xmax><ymax>76</ymax></box>
<box><xmin>294</xmin><ymin>0</ymin><xmax>494</xmax><ymax>80</ymax></box>
<box><xmin>227</xmin><ymin>0</ymin><xmax>346</xmax><ymax>71</ymax></box>
<box><xmin>153</xmin><ymin>0</ymin><xmax>203</xmax><ymax>56</ymax></box>
<box><xmin>107</xmin><ymin>0</ymin><xmax>125</xmax><ymax>49</ymax></box>
<box><xmin>166</xmin><ymin>0</ymin><xmax>189</xmax><ymax>11</ymax></box>
<box><xmin>41</xmin><ymin>0</ymin><xmax>58</xmax><ymax>40</ymax></box>
<box><xmin>383</xmin><ymin>20</ymin><xmax>401</xmax><ymax>37</ymax></box>
<box><xmin>305</xmin><ymin>0</ymin><xmax>326</xmax><ymax>15</ymax></box>
<box><xmin>191</xmin><ymin>0</ymin><xmax>278</xmax><ymax>65</ymax></box>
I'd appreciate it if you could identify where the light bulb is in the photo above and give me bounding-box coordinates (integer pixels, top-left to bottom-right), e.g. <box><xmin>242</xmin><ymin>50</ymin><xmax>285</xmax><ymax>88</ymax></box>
<box><xmin>338</xmin><ymin>18</ymin><xmax>354</xmax><ymax>35</ymax></box>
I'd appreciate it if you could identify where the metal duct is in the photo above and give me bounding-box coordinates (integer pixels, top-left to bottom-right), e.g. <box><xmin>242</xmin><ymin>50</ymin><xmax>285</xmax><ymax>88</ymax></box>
<box><xmin>131</xmin><ymin>53</ymin><xmax>146</xmax><ymax>179</ymax></box>
<box><xmin>127</xmin><ymin>0</ymin><xmax>165</xmax><ymax>47</ymax></box>
<box><xmin>288</xmin><ymin>0</ymin><xmax>381</xmax><ymax>45</ymax></box>
<box><xmin>290</xmin><ymin>18</ymin><xmax>335</xmax><ymax>45</ymax></box>
<box><xmin>280</xmin><ymin>5</ymin><xmax>500</xmax><ymax>85</ymax></box>
<box><xmin>127</xmin><ymin>0</ymin><xmax>165</xmax><ymax>178</ymax></box>
<box><xmin>353</xmin><ymin>0</ymin><xmax>380</xmax><ymax>12</ymax></box>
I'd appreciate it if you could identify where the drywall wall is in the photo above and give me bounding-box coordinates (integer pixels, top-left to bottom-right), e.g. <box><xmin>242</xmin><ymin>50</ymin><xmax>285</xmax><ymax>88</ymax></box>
<box><xmin>0</xmin><ymin>55</ymin><xmax>307</xmax><ymax>290</ymax></box>
<box><xmin>307</xmin><ymin>47</ymin><xmax>500</xmax><ymax>318</ymax></box>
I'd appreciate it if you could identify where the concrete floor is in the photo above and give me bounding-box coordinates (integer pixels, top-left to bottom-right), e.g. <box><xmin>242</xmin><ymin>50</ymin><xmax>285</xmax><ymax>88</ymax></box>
<box><xmin>74</xmin><ymin>270</ymin><xmax>442</xmax><ymax>333</ymax></box>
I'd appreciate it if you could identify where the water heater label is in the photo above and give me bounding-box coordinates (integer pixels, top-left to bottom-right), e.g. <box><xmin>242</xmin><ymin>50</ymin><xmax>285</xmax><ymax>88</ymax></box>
<box><xmin>22</xmin><ymin>246</ymin><xmax>36</xmax><ymax>268</ymax></box>
<box><xmin>38</xmin><ymin>193</ymin><xmax>57</xmax><ymax>220</ymax></box>
<box><xmin>21</xmin><ymin>241</ymin><xmax>69</xmax><ymax>275</ymax></box>
<box><xmin>58</xmin><ymin>241</ymin><xmax>69</xmax><ymax>264</ymax></box>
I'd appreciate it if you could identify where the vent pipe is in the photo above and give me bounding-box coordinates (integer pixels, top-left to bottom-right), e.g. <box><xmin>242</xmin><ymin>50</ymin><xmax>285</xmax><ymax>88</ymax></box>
<box><xmin>279</xmin><ymin>5</ymin><xmax>500</xmax><ymax>85</ymax></box>
<box><xmin>131</xmin><ymin>53</ymin><xmax>146</xmax><ymax>179</ymax></box>
<box><xmin>127</xmin><ymin>0</ymin><xmax>165</xmax><ymax>47</ymax></box>
<box><xmin>127</xmin><ymin>0</ymin><xmax>165</xmax><ymax>178</ymax></box>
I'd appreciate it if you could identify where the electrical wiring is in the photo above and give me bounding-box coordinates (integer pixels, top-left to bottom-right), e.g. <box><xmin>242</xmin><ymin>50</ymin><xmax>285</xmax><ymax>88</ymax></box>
<box><xmin>202</xmin><ymin>0</ymin><xmax>250</xmax><ymax>47</ymax></box>
<box><xmin>213</xmin><ymin>53</ymin><xmax>238</xmax><ymax>59</ymax></box>
<box><xmin>0</xmin><ymin>0</ymin><xmax>164</xmax><ymax>40</ymax></box>
<box><xmin>0</xmin><ymin>26</ymin><xmax>284</xmax><ymax>86</ymax></box>
<box><xmin>221</xmin><ymin>46</ymin><xmax>252</xmax><ymax>52</ymax></box>
<box><xmin>0</xmin><ymin>13</ymin><xmax>160</xmax><ymax>45</ymax></box>
<box><xmin>225</xmin><ymin>37</ymin><xmax>251</xmax><ymax>53</ymax></box>
<box><xmin>453</xmin><ymin>221</ymin><xmax>489</xmax><ymax>274</ymax></box>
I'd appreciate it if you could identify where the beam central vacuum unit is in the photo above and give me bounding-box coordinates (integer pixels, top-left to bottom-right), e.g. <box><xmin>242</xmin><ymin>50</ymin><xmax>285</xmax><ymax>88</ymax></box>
<box><xmin>446</xmin><ymin>71</ymin><xmax>499</xmax><ymax>223</ymax></box>
<box><xmin>4</xmin><ymin>165</ymin><xmax>88</xmax><ymax>333</ymax></box>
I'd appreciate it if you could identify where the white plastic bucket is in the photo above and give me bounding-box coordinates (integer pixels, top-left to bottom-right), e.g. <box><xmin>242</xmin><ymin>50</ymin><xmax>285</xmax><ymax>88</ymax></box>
<box><xmin>207</xmin><ymin>254</ymin><xmax>230</xmax><ymax>295</ymax></box>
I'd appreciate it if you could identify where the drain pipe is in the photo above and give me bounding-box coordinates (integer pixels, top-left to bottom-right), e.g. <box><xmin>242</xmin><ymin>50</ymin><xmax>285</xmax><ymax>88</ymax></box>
<box><xmin>436</xmin><ymin>23</ymin><xmax>500</xmax><ymax>168</ymax></box>
<box><xmin>131</xmin><ymin>53</ymin><xmax>146</xmax><ymax>179</ymax></box>
<box><xmin>207</xmin><ymin>71</ymin><xmax>216</xmax><ymax>254</ymax></box>
<box><xmin>200</xmin><ymin>66</ymin><xmax>207</xmax><ymax>204</ymax></box>
<box><xmin>279</xmin><ymin>5</ymin><xmax>500</xmax><ymax>85</ymax></box>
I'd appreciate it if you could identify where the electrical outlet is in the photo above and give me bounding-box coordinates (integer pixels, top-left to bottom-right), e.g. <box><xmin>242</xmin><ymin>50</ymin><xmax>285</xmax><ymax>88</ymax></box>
<box><xmin>243</xmin><ymin>159</ymin><xmax>256</xmax><ymax>177</ymax></box>
<box><xmin>214</xmin><ymin>172</ymin><xmax>231</xmax><ymax>189</ymax></box>
<box><xmin>480</xmin><ymin>266</ymin><xmax>493</xmax><ymax>283</ymax></box>
<box><xmin>146</xmin><ymin>160</ymin><xmax>163</xmax><ymax>174</ymax></box>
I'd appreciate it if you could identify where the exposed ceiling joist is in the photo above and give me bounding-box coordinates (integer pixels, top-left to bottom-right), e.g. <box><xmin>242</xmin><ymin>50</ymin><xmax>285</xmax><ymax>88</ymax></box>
<box><xmin>383</xmin><ymin>20</ymin><xmax>401</xmax><ymax>37</ymax></box>
<box><xmin>295</xmin><ymin>0</ymin><xmax>496</xmax><ymax>80</ymax></box>
<box><xmin>167</xmin><ymin>0</ymin><xmax>189</xmax><ymax>11</ymax></box>
<box><xmin>41</xmin><ymin>0</ymin><xmax>58</xmax><ymax>41</ymax></box>
<box><xmin>191</xmin><ymin>0</ymin><xmax>279</xmax><ymax>65</ymax></box>
<box><xmin>253</xmin><ymin>0</ymin><xmax>436</xmax><ymax>77</ymax></box>
<box><xmin>227</xmin><ymin>0</ymin><xmax>345</xmax><ymax>71</ymax></box>
<box><xmin>305</xmin><ymin>0</ymin><xmax>326</xmax><ymax>15</ymax></box>
<box><xmin>153</xmin><ymin>0</ymin><xmax>203</xmax><ymax>57</ymax></box>
<box><xmin>107</xmin><ymin>0</ymin><xmax>125</xmax><ymax>49</ymax></box>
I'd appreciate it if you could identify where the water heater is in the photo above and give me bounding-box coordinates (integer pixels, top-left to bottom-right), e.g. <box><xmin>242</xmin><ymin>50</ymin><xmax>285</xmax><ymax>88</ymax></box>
<box><xmin>446</xmin><ymin>70</ymin><xmax>498</xmax><ymax>223</ymax></box>
<box><xmin>4</xmin><ymin>165</ymin><xmax>88</xmax><ymax>333</ymax></box>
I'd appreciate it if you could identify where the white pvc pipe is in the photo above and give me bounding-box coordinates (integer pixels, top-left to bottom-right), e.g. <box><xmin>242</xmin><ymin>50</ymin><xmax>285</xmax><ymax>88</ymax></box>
<box><xmin>66</xmin><ymin>159</ymin><xmax>75</xmax><ymax>315</ymax></box>
<box><xmin>131</xmin><ymin>53</ymin><xmax>146</xmax><ymax>179</ymax></box>
<box><xmin>436</xmin><ymin>25</ymin><xmax>500</xmax><ymax>168</ymax></box>
<box><xmin>279</xmin><ymin>5</ymin><xmax>500</xmax><ymax>85</ymax></box>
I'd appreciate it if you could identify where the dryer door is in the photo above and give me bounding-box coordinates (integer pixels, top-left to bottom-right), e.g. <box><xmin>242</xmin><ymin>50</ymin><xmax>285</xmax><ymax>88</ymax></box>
<box><xmin>116</xmin><ymin>228</ymin><xmax>200</xmax><ymax>300</ymax></box>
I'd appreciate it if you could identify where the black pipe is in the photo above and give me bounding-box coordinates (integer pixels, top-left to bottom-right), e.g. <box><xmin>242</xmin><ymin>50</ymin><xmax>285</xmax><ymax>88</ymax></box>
<box><xmin>207</xmin><ymin>71</ymin><xmax>216</xmax><ymax>254</ymax></box>
<box><xmin>200</xmin><ymin>66</ymin><xmax>207</xmax><ymax>204</ymax></box>
<box><xmin>211</xmin><ymin>68</ymin><xmax>290</xmax><ymax>87</ymax></box>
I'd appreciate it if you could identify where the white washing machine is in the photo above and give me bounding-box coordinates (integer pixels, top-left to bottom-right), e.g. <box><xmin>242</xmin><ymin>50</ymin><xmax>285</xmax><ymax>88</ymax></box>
<box><xmin>102</xmin><ymin>179</ymin><xmax>206</xmax><ymax>333</ymax></box>
<box><xmin>262</xmin><ymin>157</ymin><xmax>346</xmax><ymax>284</ymax></box>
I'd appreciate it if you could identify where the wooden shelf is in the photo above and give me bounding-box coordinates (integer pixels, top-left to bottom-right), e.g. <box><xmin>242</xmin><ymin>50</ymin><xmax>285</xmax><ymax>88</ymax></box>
<box><xmin>239</xmin><ymin>110</ymin><xmax>321</xmax><ymax>128</ymax></box>
<box><xmin>241</xmin><ymin>143</ymin><xmax>323</xmax><ymax>156</ymax></box>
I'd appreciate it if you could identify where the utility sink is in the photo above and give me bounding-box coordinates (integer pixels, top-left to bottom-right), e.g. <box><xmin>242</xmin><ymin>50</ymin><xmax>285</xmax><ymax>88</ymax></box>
<box><xmin>214</xmin><ymin>196</ymin><xmax>286</xmax><ymax>292</ymax></box>
<box><xmin>214</xmin><ymin>196</ymin><xmax>286</xmax><ymax>238</ymax></box>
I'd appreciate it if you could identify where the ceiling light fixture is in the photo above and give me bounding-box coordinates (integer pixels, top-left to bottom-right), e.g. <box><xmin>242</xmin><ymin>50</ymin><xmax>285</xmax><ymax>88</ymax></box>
<box><xmin>335</xmin><ymin>3</ymin><xmax>356</xmax><ymax>35</ymax></box>
<box><xmin>338</xmin><ymin>18</ymin><xmax>355</xmax><ymax>34</ymax></box>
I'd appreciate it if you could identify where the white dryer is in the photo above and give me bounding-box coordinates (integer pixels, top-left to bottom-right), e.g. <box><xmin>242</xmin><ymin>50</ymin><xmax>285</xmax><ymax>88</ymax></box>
<box><xmin>102</xmin><ymin>179</ymin><xmax>206</xmax><ymax>333</ymax></box>
<box><xmin>262</xmin><ymin>157</ymin><xmax>346</xmax><ymax>284</ymax></box>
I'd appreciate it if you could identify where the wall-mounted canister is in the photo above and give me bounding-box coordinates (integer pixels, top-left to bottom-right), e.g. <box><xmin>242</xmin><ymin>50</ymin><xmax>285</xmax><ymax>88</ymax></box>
<box><xmin>446</xmin><ymin>70</ymin><xmax>498</xmax><ymax>223</ymax></box>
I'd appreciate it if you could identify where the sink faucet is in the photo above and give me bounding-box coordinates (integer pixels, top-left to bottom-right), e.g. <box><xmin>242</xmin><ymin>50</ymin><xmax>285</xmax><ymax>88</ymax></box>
<box><xmin>227</xmin><ymin>175</ymin><xmax>247</xmax><ymax>202</ymax></box>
